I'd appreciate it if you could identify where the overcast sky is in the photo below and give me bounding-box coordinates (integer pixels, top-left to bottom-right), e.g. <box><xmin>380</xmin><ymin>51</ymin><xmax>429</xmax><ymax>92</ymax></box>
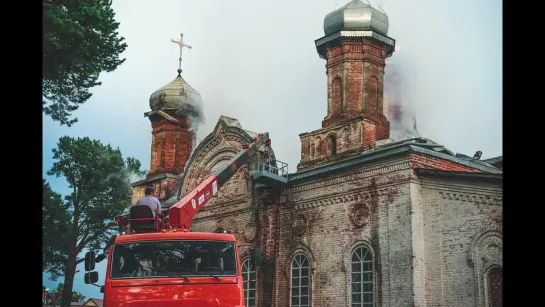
<box><xmin>42</xmin><ymin>0</ymin><xmax>502</xmax><ymax>299</ymax></box>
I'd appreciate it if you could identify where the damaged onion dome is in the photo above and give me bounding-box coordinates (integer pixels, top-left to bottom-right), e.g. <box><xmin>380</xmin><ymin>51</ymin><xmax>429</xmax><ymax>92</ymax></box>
<box><xmin>149</xmin><ymin>72</ymin><xmax>204</xmax><ymax>119</ymax></box>
<box><xmin>324</xmin><ymin>0</ymin><xmax>389</xmax><ymax>36</ymax></box>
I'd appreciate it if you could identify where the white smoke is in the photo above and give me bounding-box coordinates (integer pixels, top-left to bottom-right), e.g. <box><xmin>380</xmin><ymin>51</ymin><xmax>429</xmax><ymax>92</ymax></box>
<box><xmin>127</xmin><ymin>170</ymin><xmax>146</xmax><ymax>185</ymax></box>
<box><xmin>102</xmin><ymin>168</ymin><xmax>146</xmax><ymax>194</ymax></box>
<box><xmin>378</xmin><ymin>0</ymin><xmax>501</xmax><ymax>150</ymax></box>
<box><xmin>175</xmin><ymin>87</ymin><xmax>206</xmax><ymax>135</ymax></box>
<box><xmin>384</xmin><ymin>48</ymin><xmax>420</xmax><ymax>141</ymax></box>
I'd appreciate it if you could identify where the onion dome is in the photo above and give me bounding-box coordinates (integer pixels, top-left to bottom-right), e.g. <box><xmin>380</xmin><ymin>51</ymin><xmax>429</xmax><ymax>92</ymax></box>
<box><xmin>324</xmin><ymin>0</ymin><xmax>389</xmax><ymax>36</ymax></box>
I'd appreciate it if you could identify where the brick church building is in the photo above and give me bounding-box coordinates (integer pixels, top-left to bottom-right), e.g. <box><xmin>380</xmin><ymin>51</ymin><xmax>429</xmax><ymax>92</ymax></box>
<box><xmin>130</xmin><ymin>1</ymin><xmax>503</xmax><ymax>306</ymax></box>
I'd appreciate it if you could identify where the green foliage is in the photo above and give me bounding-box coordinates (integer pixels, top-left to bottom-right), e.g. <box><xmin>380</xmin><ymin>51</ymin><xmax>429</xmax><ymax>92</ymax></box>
<box><xmin>43</xmin><ymin>179</ymin><xmax>71</xmax><ymax>279</ymax></box>
<box><xmin>71</xmin><ymin>292</ymin><xmax>86</xmax><ymax>303</ymax></box>
<box><xmin>126</xmin><ymin>157</ymin><xmax>147</xmax><ymax>177</ymax></box>
<box><xmin>43</xmin><ymin>0</ymin><xmax>128</xmax><ymax>126</ymax></box>
<box><xmin>43</xmin><ymin>136</ymin><xmax>143</xmax><ymax>304</ymax></box>
<box><xmin>52</xmin><ymin>283</ymin><xmax>86</xmax><ymax>303</ymax></box>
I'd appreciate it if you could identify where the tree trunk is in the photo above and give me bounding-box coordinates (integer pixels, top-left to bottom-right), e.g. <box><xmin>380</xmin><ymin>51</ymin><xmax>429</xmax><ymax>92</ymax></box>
<box><xmin>61</xmin><ymin>203</ymin><xmax>79</xmax><ymax>307</ymax></box>
<box><xmin>61</xmin><ymin>188</ymin><xmax>81</xmax><ymax>307</ymax></box>
<box><xmin>60</xmin><ymin>248</ymin><xmax>78</xmax><ymax>307</ymax></box>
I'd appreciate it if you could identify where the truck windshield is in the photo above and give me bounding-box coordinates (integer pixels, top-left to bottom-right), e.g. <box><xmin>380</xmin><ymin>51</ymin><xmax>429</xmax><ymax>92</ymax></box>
<box><xmin>110</xmin><ymin>240</ymin><xmax>237</xmax><ymax>279</ymax></box>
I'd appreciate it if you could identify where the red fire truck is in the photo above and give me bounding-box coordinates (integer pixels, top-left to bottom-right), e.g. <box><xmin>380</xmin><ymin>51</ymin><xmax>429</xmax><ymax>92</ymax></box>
<box><xmin>83</xmin><ymin>132</ymin><xmax>287</xmax><ymax>307</ymax></box>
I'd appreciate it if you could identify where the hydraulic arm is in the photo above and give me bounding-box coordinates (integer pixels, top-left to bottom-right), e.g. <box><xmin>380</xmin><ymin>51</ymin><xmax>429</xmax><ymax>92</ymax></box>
<box><xmin>168</xmin><ymin>133</ymin><xmax>270</xmax><ymax>229</ymax></box>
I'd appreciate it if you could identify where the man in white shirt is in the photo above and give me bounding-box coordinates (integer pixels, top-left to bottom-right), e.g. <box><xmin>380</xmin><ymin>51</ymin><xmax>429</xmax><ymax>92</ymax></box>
<box><xmin>135</xmin><ymin>185</ymin><xmax>162</xmax><ymax>218</ymax></box>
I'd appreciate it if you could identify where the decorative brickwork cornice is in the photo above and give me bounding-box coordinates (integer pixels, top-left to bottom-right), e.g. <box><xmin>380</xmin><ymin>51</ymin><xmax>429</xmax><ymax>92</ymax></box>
<box><xmin>315</xmin><ymin>30</ymin><xmax>396</xmax><ymax>58</ymax></box>
<box><xmin>285</xmin><ymin>161</ymin><xmax>410</xmax><ymax>195</ymax></box>
<box><xmin>438</xmin><ymin>191</ymin><xmax>502</xmax><ymax>206</ymax></box>
<box><xmin>290</xmin><ymin>182</ymin><xmax>406</xmax><ymax>211</ymax></box>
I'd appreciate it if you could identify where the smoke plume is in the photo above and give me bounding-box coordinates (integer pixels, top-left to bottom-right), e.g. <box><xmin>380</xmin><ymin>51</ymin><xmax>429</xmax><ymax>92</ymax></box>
<box><xmin>102</xmin><ymin>168</ymin><xmax>146</xmax><ymax>194</ymax></box>
<box><xmin>384</xmin><ymin>47</ymin><xmax>420</xmax><ymax>141</ymax></box>
<box><xmin>126</xmin><ymin>170</ymin><xmax>146</xmax><ymax>185</ymax></box>
<box><xmin>175</xmin><ymin>86</ymin><xmax>206</xmax><ymax>135</ymax></box>
<box><xmin>97</xmin><ymin>153</ymin><xmax>146</xmax><ymax>195</ymax></box>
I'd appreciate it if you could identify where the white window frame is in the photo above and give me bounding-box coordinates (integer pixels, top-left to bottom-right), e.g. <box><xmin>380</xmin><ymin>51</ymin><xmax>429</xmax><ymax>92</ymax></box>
<box><xmin>290</xmin><ymin>253</ymin><xmax>311</xmax><ymax>307</ymax></box>
<box><xmin>241</xmin><ymin>258</ymin><xmax>257</xmax><ymax>307</ymax></box>
<box><xmin>350</xmin><ymin>245</ymin><xmax>375</xmax><ymax>307</ymax></box>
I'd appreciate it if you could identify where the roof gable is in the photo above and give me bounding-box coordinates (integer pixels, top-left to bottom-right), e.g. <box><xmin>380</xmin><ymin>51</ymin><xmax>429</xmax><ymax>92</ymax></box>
<box><xmin>168</xmin><ymin>115</ymin><xmax>277</xmax><ymax>204</ymax></box>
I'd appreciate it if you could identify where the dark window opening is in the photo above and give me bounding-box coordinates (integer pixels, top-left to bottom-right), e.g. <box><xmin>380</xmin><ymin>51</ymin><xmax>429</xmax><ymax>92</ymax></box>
<box><xmin>488</xmin><ymin>267</ymin><xmax>502</xmax><ymax>307</ymax></box>
<box><xmin>331</xmin><ymin>77</ymin><xmax>343</xmax><ymax>116</ymax></box>
<box><xmin>160</xmin><ymin>141</ymin><xmax>166</xmax><ymax>169</ymax></box>
<box><xmin>327</xmin><ymin>134</ymin><xmax>337</xmax><ymax>156</ymax></box>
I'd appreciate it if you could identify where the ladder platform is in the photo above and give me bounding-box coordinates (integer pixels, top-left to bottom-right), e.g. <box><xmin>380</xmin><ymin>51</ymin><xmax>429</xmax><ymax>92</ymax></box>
<box><xmin>251</xmin><ymin>160</ymin><xmax>288</xmax><ymax>187</ymax></box>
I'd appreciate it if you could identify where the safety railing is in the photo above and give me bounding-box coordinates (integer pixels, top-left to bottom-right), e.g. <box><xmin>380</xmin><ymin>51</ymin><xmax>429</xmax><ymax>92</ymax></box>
<box><xmin>116</xmin><ymin>215</ymin><xmax>163</xmax><ymax>233</ymax></box>
<box><xmin>255</xmin><ymin>159</ymin><xmax>289</xmax><ymax>180</ymax></box>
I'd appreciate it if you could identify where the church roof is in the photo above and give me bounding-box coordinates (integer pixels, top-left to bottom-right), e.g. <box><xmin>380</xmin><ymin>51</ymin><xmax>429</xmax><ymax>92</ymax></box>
<box><xmin>219</xmin><ymin>115</ymin><xmax>260</xmax><ymax>139</ymax></box>
<box><xmin>415</xmin><ymin>169</ymin><xmax>502</xmax><ymax>183</ymax></box>
<box><xmin>289</xmin><ymin>137</ymin><xmax>502</xmax><ymax>182</ymax></box>
<box><xmin>130</xmin><ymin>173</ymin><xmax>180</xmax><ymax>187</ymax></box>
<box><xmin>182</xmin><ymin>115</ymin><xmax>271</xmax><ymax>170</ymax></box>
<box><xmin>187</xmin><ymin>115</ymin><xmax>262</xmax><ymax>157</ymax></box>
<box><xmin>482</xmin><ymin>156</ymin><xmax>502</xmax><ymax>169</ymax></box>
<box><xmin>143</xmin><ymin>109</ymin><xmax>180</xmax><ymax>124</ymax></box>
<box><xmin>148</xmin><ymin>73</ymin><xmax>203</xmax><ymax>119</ymax></box>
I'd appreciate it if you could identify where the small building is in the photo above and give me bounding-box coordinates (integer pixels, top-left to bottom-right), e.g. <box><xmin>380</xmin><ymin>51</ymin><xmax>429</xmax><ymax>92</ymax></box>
<box><xmin>70</xmin><ymin>298</ymin><xmax>103</xmax><ymax>307</ymax></box>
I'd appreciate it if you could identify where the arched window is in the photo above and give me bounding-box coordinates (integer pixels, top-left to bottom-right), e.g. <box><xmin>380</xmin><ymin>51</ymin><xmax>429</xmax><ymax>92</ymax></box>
<box><xmin>487</xmin><ymin>267</ymin><xmax>502</xmax><ymax>307</ymax></box>
<box><xmin>350</xmin><ymin>245</ymin><xmax>374</xmax><ymax>306</ymax></box>
<box><xmin>160</xmin><ymin>141</ymin><xmax>166</xmax><ymax>169</ymax></box>
<box><xmin>154</xmin><ymin>141</ymin><xmax>163</xmax><ymax>171</ymax></box>
<box><xmin>314</xmin><ymin>137</ymin><xmax>322</xmax><ymax>159</ymax></box>
<box><xmin>151</xmin><ymin>146</ymin><xmax>158</xmax><ymax>171</ymax></box>
<box><xmin>180</xmin><ymin>142</ymin><xmax>189</xmax><ymax>161</ymax></box>
<box><xmin>174</xmin><ymin>139</ymin><xmax>180</xmax><ymax>167</ymax></box>
<box><xmin>331</xmin><ymin>77</ymin><xmax>343</xmax><ymax>115</ymax></box>
<box><xmin>326</xmin><ymin>134</ymin><xmax>337</xmax><ymax>156</ymax></box>
<box><xmin>367</xmin><ymin>77</ymin><xmax>379</xmax><ymax>113</ymax></box>
<box><xmin>242</xmin><ymin>258</ymin><xmax>257</xmax><ymax>307</ymax></box>
<box><xmin>469</xmin><ymin>229</ymin><xmax>502</xmax><ymax>307</ymax></box>
<box><xmin>342</xmin><ymin>128</ymin><xmax>350</xmax><ymax>151</ymax></box>
<box><xmin>309</xmin><ymin>142</ymin><xmax>315</xmax><ymax>160</ymax></box>
<box><xmin>291</xmin><ymin>253</ymin><xmax>310</xmax><ymax>307</ymax></box>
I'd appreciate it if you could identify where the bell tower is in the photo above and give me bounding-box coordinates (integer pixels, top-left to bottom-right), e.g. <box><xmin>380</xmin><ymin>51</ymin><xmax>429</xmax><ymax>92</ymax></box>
<box><xmin>298</xmin><ymin>0</ymin><xmax>396</xmax><ymax>170</ymax></box>
<box><xmin>131</xmin><ymin>33</ymin><xmax>203</xmax><ymax>206</ymax></box>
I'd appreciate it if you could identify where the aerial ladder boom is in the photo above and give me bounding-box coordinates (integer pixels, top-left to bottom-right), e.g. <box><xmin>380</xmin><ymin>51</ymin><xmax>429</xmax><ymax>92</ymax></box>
<box><xmin>168</xmin><ymin>132</ymin><xmax>271</xmax><ymax>230</ymax></box>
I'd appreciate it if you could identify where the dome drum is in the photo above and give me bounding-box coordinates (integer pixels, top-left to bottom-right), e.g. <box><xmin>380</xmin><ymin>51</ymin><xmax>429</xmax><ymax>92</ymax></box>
<box><xmin>315</xmin><ymin>30</ymin><xmax>396</xmax><ymax>59</ymax></box>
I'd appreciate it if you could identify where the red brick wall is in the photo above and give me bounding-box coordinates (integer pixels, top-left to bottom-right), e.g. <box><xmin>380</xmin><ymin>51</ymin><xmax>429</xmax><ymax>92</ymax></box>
<box><xmin>132</xmin><ymin>177</ymin><xmax>181</xmax><ymax>205</ymax></box>
<box><xmin>364</xmin><ymin>113</ymin><xmax>389</xmax><ymax>141</ymax></box>
<box><xmin>331</xmin><ymin>77</ymin><xmax>343</xmax><ymax>116</ymax></box>
<box><xmin>147</xmin><ymin>116</ymin><xmax>193</xmax><ymax>178</ymax></box>
<box><xmin>321</xmin><ymin>40</ymin><xmax>390</xmax><ymax>141</ymax></box>
<box><xmin>410</xmin><ymin>154</ymin><xmax>480</xmax><ymax>172</ymax></box>
<box><xmin>255</xmin><ymin>190</ymin><xmax>281</xmax><ymax>307</ymax></box>
<box><xmin>298</xmin><ymin>118</ymin><xmax>375</xmax><ymax>170</ymax></box>
<box><xmin>362</xmin><ymin>120</ymin><xmax>376</xmax><ymax>149</ymax></box>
